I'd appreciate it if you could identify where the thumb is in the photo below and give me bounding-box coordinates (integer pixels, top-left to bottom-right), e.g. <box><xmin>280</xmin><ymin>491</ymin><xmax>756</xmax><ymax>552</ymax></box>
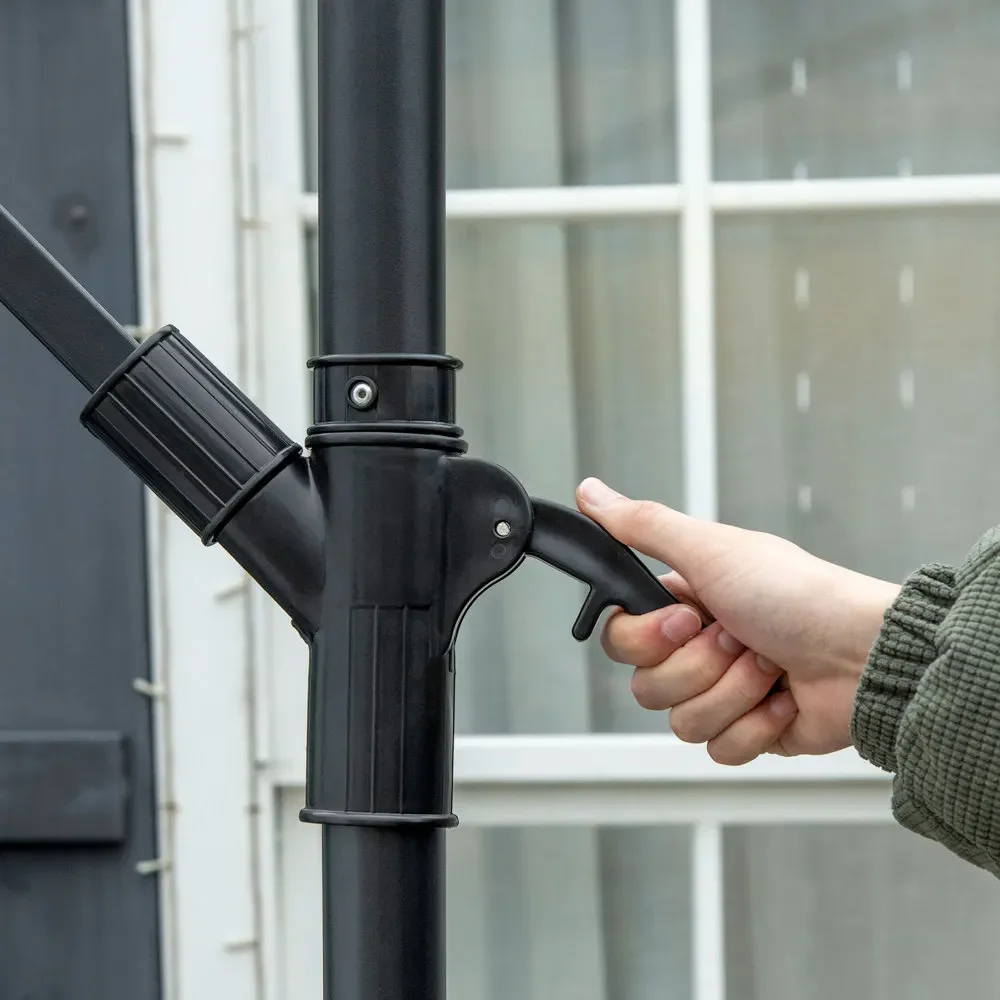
<box><xmin>576</xmin><ymin>478</ymin><xmax>717</xmax><ymax>577</ymax></box>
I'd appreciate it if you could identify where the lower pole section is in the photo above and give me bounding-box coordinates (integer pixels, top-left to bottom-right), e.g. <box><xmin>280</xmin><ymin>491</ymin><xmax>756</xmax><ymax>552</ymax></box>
<box><xmin>322</xmin><ymin>825</ymin><xmax>445</xmax><ymax>1000</ymax></box>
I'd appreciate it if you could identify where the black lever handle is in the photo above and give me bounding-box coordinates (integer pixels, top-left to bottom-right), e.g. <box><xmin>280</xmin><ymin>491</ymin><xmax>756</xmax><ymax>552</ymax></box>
<box><xmin>526</xmin><ymin>497</ymin><xmax>679</xmax><ymax>641</ymax></box>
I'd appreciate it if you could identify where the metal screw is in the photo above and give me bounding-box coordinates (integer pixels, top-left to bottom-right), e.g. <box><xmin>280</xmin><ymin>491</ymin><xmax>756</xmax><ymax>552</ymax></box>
<box><xmin>348</xmin><ymin>378</ymin><xmax>377</xmax><ymax>410</ymax></box>
<box><xmin>494</xmin><ymin>520</ymin><xmax>512</xmax><ymax>538</ymax></box>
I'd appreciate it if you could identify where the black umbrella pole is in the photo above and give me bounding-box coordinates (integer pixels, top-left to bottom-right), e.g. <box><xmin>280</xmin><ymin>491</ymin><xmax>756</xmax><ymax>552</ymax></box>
<box><xmin>310</xmin><ymin>2</ymin><xmax>452</xmax><ymax>998</ymax></box>
<box><xmin>316</xmin><ymin>0</ymin><xmax>444</xmax><ymax>356</ymax></box>
<box><xmin>322</xmin><ymin>826</ymin><xmax>446</xmax><ymax>998</ymax></box>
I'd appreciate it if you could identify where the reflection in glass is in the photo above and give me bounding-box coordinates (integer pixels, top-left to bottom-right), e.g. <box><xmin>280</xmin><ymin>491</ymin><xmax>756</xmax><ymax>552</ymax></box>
<box><xmin>449</xmin><ymin>825</ymin><xmax>691</xmax><ymax>1000</ymax></box>
<box><xmin>447</xmin><ymin>220</ymin><xmax>683</xmax><ymax>737</ymax></box>
<box><xmin>300</xmin><ymin>0</ymin><xmax>677</xmax><ymax>191</ymax></box>
<box><xmin>716</xmin><ymin>210</ymin><xmax>1000</xmax><ymax>583</ymax></box>
<box><xmin>725</xmin><ymin>824</ymin><xmax>1000</xmax><ymax>999</ymax></box>
<box><xmin>713</xmin><ymin>0</ymin><xmax>1000</xmax><ymax>180</ymax></box>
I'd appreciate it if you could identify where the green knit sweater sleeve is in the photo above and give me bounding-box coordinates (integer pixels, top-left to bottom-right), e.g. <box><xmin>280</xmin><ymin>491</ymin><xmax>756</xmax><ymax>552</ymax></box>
<box><xmin>851</xmin><ymin>526</ymin><xmax>1000</xmax><ymax>877</ymax></box>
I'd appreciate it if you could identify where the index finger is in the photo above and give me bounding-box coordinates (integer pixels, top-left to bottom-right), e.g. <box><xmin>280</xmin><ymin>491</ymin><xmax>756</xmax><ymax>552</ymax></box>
<box><xmin>601</xmin><ymin>601</ymin><xmax>703</xmax><ymax>667</ymax></box>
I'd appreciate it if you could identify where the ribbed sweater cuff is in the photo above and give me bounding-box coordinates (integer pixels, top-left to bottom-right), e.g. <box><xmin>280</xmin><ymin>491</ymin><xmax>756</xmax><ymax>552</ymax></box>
<box><xmin>850</xmin><ymin>564</ymin><xmax>956</xmax><ymax>773</ymax></box>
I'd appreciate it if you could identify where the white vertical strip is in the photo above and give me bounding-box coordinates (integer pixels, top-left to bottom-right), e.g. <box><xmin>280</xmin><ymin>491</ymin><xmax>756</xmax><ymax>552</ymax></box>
<box><xmin>676</xmin><ymin>0</ymin><xmax>718</xmax><ymax>521</ymax></box>
<box><xmin>142</xmin><ymin>1</ymin><xmax>260</xmax><ymax>998</ymax></box>
<box><xmin>899</xmin><ymin>369</ymin><xmax>916</xmax><ymax>409</ymax></box>
<box><xmin>127</xmin><ymin>1</ymin><xmax>177</xmax><ymax>997</ymax></box>
<box><xmin>796</xmin><ymin>372</ymin><xmax>811</xmax><ymax>413</ymax></box>
<box><xmin>254</xmin><ymin>0</ymin><xmax>311</xmax><ymax>434</ymax></box>
<box><xmin>229</xmin><ymin>2</ymin><xmax>271</xmax><ymax>998</ymax></box>
<box><xmin>794</xmin><ymin>267</ymin><xmax>810</xmax><ymax>309</ymax></box>
<box><xmin>899</xmin><ymin>266</ymin><xmax>915</xmax><ymax>304</ymax></box>
<box><xmin>791</xmin><ymin>58</ymin><xmax>807</xmax><ymax>96</ymax></box>
<box><xmin>693</xmin><ymin>822</ymin><xmax>726</xmax><ymax>1000</ymax></box>
<box><xmin>250</xmin><ymin>3</ymin><xmax>313</xmax><ymax>995</ymax></box>
<box><xmin>897</xmin><ymin>52</ymin><xmax>913</xmax><ymax>91</ymax></box>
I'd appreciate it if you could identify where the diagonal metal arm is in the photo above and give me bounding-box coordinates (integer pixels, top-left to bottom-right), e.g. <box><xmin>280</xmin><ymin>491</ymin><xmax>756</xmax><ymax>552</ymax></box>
<box><xmin>0</xmin><ymin>203</ymin><xmax>137</xmax><ymax>391</ymax></box>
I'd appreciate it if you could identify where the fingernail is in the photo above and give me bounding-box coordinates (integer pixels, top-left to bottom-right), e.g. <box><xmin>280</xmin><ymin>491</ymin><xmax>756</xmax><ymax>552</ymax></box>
<box><xmin>661</xmin><ymin>605</ymin><xmax>702</xmax><ymax>643</ymax></box>
<box><xmin>579</xmin><ymin>478</ymin><xmax>624</xmax><ymax>508</ymax></box>
<box><xmin>771</xmin><ymin>691</ymin><xmax>797</xmax><ymax>718</ymax></box>
<box><xmin>756</xmin><ymin>654</ymin><xmax>781</xmax><ymax>675</ymax></box>
<box><xmin>717</xmin><ymin>630</ymin><xmax>745</xmax><ymax>655</ymax></box>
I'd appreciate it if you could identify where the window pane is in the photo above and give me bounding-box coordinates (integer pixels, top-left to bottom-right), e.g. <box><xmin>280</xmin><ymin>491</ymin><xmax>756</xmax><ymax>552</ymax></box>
<box><xmin>277</xmin><ymin>789</ymin><xmax>692</xmax><ymax>1000</ymax></box>
<box><xmin>716</xmin><ymin>210</ymin><xmax>1000</xmax><ymax>582</ymax></box>
<box><xmin>300</xmin><ymin>0</ymin><xmax>677</xmax><ymax>191</ymax></box>
<box><xmin>449</xmin><ymin>825</ymin><xmax>691</xmax><ymax>999</ymax></box>
<box><xmin>447</xmin><ymin>220</ymin><xmax>683</xmax><ymax>734</ymax></box>
<box><xmin>713</xmin><ymin>0</ymin><xmax>1000</xmax><ymax>181</ymax></box>
<box><xmin>724</xmin><ymin>824</ymin><xmax>1000</xmax><ymax>999</ymax></box>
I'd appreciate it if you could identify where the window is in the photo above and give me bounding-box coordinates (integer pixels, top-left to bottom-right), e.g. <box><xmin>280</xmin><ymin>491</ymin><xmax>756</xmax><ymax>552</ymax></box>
<box><xmin>241</xmin><ymin>1</ymin><xmax>1000</xmax><ymax>998</ymax></box>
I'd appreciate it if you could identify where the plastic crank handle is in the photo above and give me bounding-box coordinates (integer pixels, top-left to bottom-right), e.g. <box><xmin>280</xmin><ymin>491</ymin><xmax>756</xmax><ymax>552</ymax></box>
<box><xmin>526</xmin><ymin>497</ymin><xmax>679</xmax><ymax>641</ymax></box>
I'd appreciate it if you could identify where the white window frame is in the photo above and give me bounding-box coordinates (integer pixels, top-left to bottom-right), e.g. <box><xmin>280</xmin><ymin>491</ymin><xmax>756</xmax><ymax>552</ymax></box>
<box><xmin>128</xmin><ymin>0</ymin><xmax>1000</xmax><ymax>998</ymax></box>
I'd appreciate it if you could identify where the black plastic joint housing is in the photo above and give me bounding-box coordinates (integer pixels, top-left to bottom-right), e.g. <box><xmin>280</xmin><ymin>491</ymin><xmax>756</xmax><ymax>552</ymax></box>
<box><xmin>80</xmin><ymin>324</ymin><xmax>324</xmax><ymax>634</ymax></box>
<box><xmin>300</xmin><ymin>349</ymin><xmax>533</xmax><ymax>836</ymax></box>
<box><xmin>308</xmin><ymin>352</ymin><xmax>462</xmax><ymax>433</ymax></box>
<box><xmin>82</xmin><ymin>325</ymin><xmax>298</xmax><ymax>539</ymax></box>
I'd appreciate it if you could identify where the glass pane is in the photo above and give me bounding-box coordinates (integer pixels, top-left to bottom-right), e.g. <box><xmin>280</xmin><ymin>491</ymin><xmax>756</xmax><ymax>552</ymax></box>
<box><xmin>300</xmin><ymin>0</ymin><xmax>677</xmax><ymax>191</ymax></box>
<box><xmin>449</xmin><ymin>825</ymin><xmax>691</xmax><ymax>999</ymax></box>
<box><xmin>716</xmin><ymin>210</ymin><xmax>1000</xmax><ymax>582</ymax></box>
<box><xmin>447</xmin><ymin>220</ymin><xmax>683</xmax><ymax>734</ymax></box>
<box><xmin>277</xmin><ymin>789</ymin><xmax>692</xmax><ymax>1000</ymax></box>
<box><xmin>724</xmin><ymin>824</ymin><xmax>1000</xmax><ymax>999</ymax></box>
<box><xmin>713</xmin><ymin>0</ymin><xmax>1000</xmax><ymax>181</ymax></box>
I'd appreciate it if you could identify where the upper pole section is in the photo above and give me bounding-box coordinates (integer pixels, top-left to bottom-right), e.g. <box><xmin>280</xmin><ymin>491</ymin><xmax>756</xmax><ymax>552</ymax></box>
<box><xmin>317</xmin><ymin>0</ymin><xmax>445</xmax><ymax>357</ymax></box>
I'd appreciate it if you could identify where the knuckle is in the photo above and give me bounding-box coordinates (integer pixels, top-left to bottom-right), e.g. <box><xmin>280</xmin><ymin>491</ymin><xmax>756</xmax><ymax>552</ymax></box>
<box><xmin>692</xmin><ymin>655</ymin><xmax>722</xmax><ymax>692</ymax></box>
<box><xmin>631</xmin><ymin>669</ymin><xmax>668</xmax><ymax>710</ymax></box>
<box><xmin>629</xmin><ymin>499</ymin><xmax>667</xmax><ymax>537</ymax></box>
<box><xmin>732</xmin><ymin>657</ymin><xmax>767</xmax><ymax>703</ymax></box>
<box><xmin>668</xmin><ymin>707</ymin><xmax>703</xmax><ymax>744</ymax></box>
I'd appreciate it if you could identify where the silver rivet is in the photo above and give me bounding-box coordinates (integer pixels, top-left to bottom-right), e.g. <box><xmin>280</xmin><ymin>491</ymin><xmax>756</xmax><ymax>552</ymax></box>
<box><xmin>348</xmin><ymin>379</ymin><xmax>376</xmax><ymax>410</ymax></box>
<box><xmin>494</xmin><ymin>520</ymin><xmax>512</xmax><ymax>538</ymax></box>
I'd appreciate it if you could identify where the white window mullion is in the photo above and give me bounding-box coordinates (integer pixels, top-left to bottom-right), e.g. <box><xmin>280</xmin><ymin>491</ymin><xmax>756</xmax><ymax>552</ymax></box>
<box><xmin>251</xmin><ymin>4</ymin><xmax>315</xmax><ymax>999</ymax></box>
<box><xmin>715</xmin><ymin>174</ymin><xmax>1000</xmax><ymax>213</ymax></box>
<box><xmin>301</xmin><ymin>173</ymin><xmax>1000</xmax><ymax>229</ymax></box>
<box><xmin>693</xmin><ymin>822</ymin><xmax>726</xmax><ymax>1000</ymax></box>
<box><xmin>301</xmin><ymin>186</ymin><xmax>682</xmax><ymax>225</ymax></box>
<box><xmin>676</xmin><ymin>0</ymin><xmax>718</xmax><ymax>522</ymax></box>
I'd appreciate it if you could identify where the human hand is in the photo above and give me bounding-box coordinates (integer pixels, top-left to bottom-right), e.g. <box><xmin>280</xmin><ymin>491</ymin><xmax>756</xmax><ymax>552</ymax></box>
<box><xmin>576</xmin><ymin>478</ymin><xmax>900</xmax><ymax>763</ymax></box>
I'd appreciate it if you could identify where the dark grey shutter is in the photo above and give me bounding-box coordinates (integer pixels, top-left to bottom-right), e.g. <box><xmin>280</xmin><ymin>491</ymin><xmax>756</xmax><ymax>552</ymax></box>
<box><xmin>0</xmin><ymin>2</ymin><xmax>161</xmax><ymax>998</ymax></box>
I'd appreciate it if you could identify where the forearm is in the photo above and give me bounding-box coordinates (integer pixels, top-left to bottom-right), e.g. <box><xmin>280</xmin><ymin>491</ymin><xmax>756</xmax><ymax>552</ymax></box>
<box><xmin>851</xmin><ymin>527</ymin><xmax>1000</xmax><ymax>876</ymax></box>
